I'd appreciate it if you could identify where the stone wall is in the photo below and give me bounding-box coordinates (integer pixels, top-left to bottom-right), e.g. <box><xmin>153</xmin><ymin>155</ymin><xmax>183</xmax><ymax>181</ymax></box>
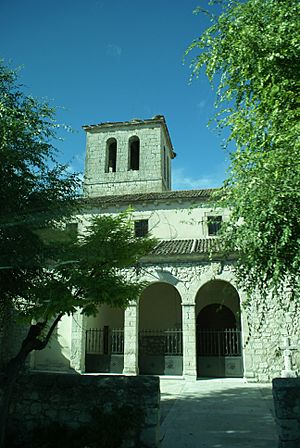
<box><xmin>273</xmin><ymin>378</ymin><xmax>300</xmax><ymax>447</ymax></box>
<box><xmin>84</xmin><ymin>120</ymin><xmax>172</xmax><ymax>197</ymax></box>
<box><xmin>1</xmin><ymin>373</ymin><xmax>160</xmax><ymax>448</ymax></box>
<box><xmin>26</xmin><ymin>261</ymin><xmax>300</xmax><ymax>383</ymax></box>
<box><xmin>138</xmin><ymin>261</ymin><xmax>300</xmax><ymax>382</ymax></box>
<box><xmin>243</xmin><ymin>296</ymin><xmax>300</xmax><ymax>382</ymax></box>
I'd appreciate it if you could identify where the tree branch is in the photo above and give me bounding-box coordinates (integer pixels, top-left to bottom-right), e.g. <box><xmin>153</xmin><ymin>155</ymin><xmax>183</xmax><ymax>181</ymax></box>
<box><xmin>36</xmin><ymin>312</ymin><xmax>64</xmax><ymax>350</ymax></box>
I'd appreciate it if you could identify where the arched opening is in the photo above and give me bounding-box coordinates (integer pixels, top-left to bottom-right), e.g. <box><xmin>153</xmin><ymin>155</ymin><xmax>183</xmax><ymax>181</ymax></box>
<box><xmin>195</xmin><ymin>280</ymin><xmax>243</xmax><ymax>378</ymax></box>
<box><xmin>197</xmin><ymin>304</ymin><xmax>236</xmax><ymax>329</ymax></box>
<box><xmin>128</xmin><ymin>136</ymin><xmax>140</xmax><ymax>171</ymax></box>
<box><xmin>138</xmin><ymin>282</ymin><xmax>182</xmax><ymax>375</ymax></box>
<box><xmin>85</xmin><ymin>304</ymin><xmax>124</xmax><ymax>373</ymax></box>
<box><xmin>105</xmin><ymin>138</ymin><xmax>117</xmax><ymax>172</ymax></box>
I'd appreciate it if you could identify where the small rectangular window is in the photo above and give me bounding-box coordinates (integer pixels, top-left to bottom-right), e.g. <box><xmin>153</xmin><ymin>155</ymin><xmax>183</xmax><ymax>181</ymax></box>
<box><xmin>65</xmin><ymin>222</ymin><xmax>78</xmax><ymax>238</ymax></box>
<box><xmin>134</xmin><ymin>220</ymin><xmax>148</xmax><ymax>237</ymax></box>
<box><xmin>207</xmin><ymin>216</ymin><xmax>222</xmax><ymax>236</ymax></box>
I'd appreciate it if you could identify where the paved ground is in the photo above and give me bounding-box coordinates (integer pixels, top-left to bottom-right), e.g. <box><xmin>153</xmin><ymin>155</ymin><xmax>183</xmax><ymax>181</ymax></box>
<box><xmin>159</xmin><ymin>378</ymin><xmax>277</xmax><ymax>448</ymax></box>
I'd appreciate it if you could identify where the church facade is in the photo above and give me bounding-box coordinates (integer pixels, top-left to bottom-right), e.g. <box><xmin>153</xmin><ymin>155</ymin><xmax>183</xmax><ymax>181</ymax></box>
<box><xmin>32</xmin><ymin>116</ymin><xmax>299</xmax><ymax>382</ymax></box>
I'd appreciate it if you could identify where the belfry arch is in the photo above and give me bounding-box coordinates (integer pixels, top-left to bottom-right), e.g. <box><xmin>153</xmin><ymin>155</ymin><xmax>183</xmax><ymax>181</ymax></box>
<box><xmin>138</xmin><ymin>282</ymin><xmax>183</xmax><ymax>375</ymax></box>
<box><xmin>105</xmin><ymin>138</ymin><xmax>117</xmax><ymax>172</ymax></box>
<box><xmin>195</xmin><ymin>280</ymin><xmax>243</xmax><ymax>378</ymax></box>
<box><xmin>128</xmin><ymin>136</ymin><xmax>140</xmax><ymax>171</ymax></box>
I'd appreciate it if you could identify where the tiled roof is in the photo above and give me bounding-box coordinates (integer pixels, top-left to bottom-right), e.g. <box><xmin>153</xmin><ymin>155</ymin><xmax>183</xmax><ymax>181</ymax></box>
<box><xmin>150</xmin><ymin>238</ymin><xmax>223</xmax><ymax>256</ymax></box>
<box><xmin>82</xmin><ymin>189</ymin><xmax>218</xmax><ymax>207</ymax></box>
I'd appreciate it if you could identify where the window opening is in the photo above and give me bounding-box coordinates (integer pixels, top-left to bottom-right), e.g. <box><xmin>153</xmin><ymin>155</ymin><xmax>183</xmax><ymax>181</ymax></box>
<box><xmin>163</xmin><ymin>146</ymin><xmax>167</xmax><ymax>180</ymax></box>
<box><xmin>65</xmin><ymin>222</ymin><xmax>78</xmax><ymax>239</ymax></box>
<box><xmin>129</xmin><ymin>136</ymin><xmax>140</xmax><ymax>171</ymax></box>
<box><xmin>167</xmin><ymin>157</ymin><xmax>171</xmax><ymax>188</ymax></box>
<box><xmin>106</xmin><ymin>139</ymin><xmax>117</xmax><ymax>173</ymax></box>
<box><xmin>207</xmin><ymin>216</ymin><xmax>222</xmax><ymax>236</ymax></box>
<box><xmin>134</xmin><ymin>219</ymin><xmax>148</xmax><ymax>237</ymax></box>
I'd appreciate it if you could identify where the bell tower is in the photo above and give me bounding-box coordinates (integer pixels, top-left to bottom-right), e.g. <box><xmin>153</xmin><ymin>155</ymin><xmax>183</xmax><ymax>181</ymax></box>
<box><xmin>83</xmin><ymin>115</ymin><xmax>175</xmax><ymax>197</ymax></box>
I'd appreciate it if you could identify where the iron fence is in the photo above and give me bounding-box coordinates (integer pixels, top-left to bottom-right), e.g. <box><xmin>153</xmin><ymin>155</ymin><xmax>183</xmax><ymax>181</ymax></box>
<box><xmin>197</xmin><ymin>328</ymin><xmax>241</xmax><ymax>357</ymax></box>
<box><xmin>86</xmin><ymin>328</ymin><xmax>124</xmax><ymax>354</ymax></box>
<box><xmin>139</xmin><ymin>329</ymin><xmax>183</xmax><ymax>355</ymax></box>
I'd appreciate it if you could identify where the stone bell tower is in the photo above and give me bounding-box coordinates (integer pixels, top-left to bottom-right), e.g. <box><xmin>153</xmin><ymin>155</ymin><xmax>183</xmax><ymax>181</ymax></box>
<box><xmin>83</xmin><ymin>115</ymin><xmax>175</xmax><ymax>197</ymax></box>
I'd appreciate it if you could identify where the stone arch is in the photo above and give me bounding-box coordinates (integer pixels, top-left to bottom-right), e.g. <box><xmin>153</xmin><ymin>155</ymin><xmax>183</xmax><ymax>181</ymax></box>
<box><xmin>128</xmin><ymin>135</ymin><xmax>140</xmax><ymax>171</ymax></box>
<box><xmin>138</xmin><ymin>281</ymin><xmax>183</xmax><ymax>375</ymax></box>
<box><xmin>191</xmin><ymin>268</ymin><xmax>249</xmax><ymax>346</ymax></box>
<box><xmin>105</xmin><ymin>138</ymin><xmax>117</xmax><ymax>172</ymax></box>
<box><xmin>197</xmin><ymin>303</ymin><xmax>237</xmax><ymax>329</ymax></box>
<box><xmin>195</xmin><ymin>279</ymin><xmax>241</xmax><ymax>327</ymax></box>
<box><xmin>85</xmin><ymin>305</ymin><xmax>124</xmax><ymax>373</ymax></box>
<box><xmin>195</xmin><ymin>279</ymin><xmax>244</xmax><ymax>378</ymax></box>
<box><xmin>139</xmin><ymin>281</ymin><xmax>182</xmax><ymax>330</ymax></box>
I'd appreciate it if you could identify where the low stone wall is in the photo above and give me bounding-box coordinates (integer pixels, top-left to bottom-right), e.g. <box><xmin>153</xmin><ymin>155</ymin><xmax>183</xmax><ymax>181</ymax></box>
<box><xmin>272</xmin><ymin>378</ymin><xmax>300</xmax><ymax>448</ymax></box>
<box><xmin>1</xmin><ymin>373</ymin><xmax>160</xmax><ymax>448</ymax></box>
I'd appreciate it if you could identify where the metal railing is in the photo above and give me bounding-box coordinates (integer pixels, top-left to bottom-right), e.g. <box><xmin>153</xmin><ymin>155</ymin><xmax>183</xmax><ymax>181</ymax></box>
<box><xmin>86</xmin><ymin>328</ymin><xmax>124</xmax><ymax>354</ymax></box>
<box><xmin>139</xmin><ymin>329</ymin><xmax>183</xmax><ymax>355</ymax></box>
<box><xmin>197</xmin><ymin>328</ymin><xmax>241</xmax><ymax>357</ymax></box>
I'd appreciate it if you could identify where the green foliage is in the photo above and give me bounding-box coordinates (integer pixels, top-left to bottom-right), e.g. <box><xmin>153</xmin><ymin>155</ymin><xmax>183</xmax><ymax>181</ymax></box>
<box><xmin>186</xmin><ymin>1</ymin><xmax>300</xmax><ymax>299</ymax></box>
<box><xmin>0</xmin><ymin>59</ymin><xmax>154</xmax><ymax>331</ymax></box>
<box><xmin>0</xmin><ymin>60</ymin><xmax>154</xmax><ymax>448</ymax></box>
<box><xmin>0</xmin><ymin>60</ymin><xmax>80</xmax><ymax>302</ymax></box>
<box><xmin>20</xmin><ymin>212</ymin><xmax>155</xmax><ymax>322</ymax></box>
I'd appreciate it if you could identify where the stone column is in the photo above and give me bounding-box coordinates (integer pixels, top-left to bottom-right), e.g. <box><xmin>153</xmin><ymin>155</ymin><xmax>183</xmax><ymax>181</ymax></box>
<box><xmin>182</xmin><ymin>303</ymin><xmax>197</xmax><ymax>380</ymax></box>
<box><xmin>123</xmin><ymin>302</ymin><xmax>139</xmax><ymax>375</ymax></box>
<box><xmin>70</xmin><ymin>311</ymin><xmax>86</xmax><ymax>373</ymax></box>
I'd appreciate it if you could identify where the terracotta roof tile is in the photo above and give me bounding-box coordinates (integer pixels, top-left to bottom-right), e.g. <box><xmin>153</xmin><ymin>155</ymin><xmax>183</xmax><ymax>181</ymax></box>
<box><xmin>151</xmin><ymin>238</ymin><xmax>222</xmax><ymax>256</ymax></box>
<box><xmin>82</xmin><ymin>189</ymin><xmax>218</xmax><ymax>207</ymax></box>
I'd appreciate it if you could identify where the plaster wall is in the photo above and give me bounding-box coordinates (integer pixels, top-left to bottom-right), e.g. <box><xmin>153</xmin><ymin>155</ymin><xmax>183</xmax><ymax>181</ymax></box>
<box><xmin>139</xmin><ymin>282</ymin><xmax>182</xmax><ymax>330</ymax></box>
<box><xmin>33</xmin><ymin>314</ymin><xmax>72</xmax><ymax>371</ymax></box>
<box><xmin>86</xmin><ymin>305</ymin><xmax>124</xmax><ymax>329</ymax></box>
<box><xmin>78</xmin><ymin>201</ymin><xmax>230</xmax><ymax>241</ymax></box>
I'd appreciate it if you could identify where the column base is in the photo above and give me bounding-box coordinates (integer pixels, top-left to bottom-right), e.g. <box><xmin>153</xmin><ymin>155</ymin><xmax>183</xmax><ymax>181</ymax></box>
<box><xmin>281</xmin><ymin>369</ymin><xmax>298</xmax><ymax>378</ymax></box>
<box><xmin>123</xmin><ymin>368</ymin><xmax>139</xmax><ymax>376</ymax></box>
<box><xmin>183</xmin><ymin>372</ymin><xmax>197</xmax><ymax>381</ymax></box>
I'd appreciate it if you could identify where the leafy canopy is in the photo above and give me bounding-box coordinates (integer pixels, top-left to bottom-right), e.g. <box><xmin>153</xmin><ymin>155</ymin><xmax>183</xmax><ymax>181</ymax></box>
<box><xmin>21</xmin><ymin>212</ymin><xmax>155</xmax><ymax>323</ymax></box>
<box><xmin>0</xmin><ymin>60</ymin><xmax>154</xmax><ymax>328</ymax></box>
<box><xmin>0</xmin><ymin>60</ymin><xmax>80</xmax><ymax>300</ymax></box>
<box><xmin>0</xmin><ymin>60</ymin><xmax>155</xmax><ymax>448</ymax></box>
<box><xmin>186</xmin><ymin>0</ymin><xmax>300</xmax><ymax>299</ymax></box>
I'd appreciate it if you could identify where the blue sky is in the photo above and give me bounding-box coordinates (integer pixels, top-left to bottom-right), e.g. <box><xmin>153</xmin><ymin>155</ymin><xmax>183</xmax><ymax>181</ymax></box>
<box><xmin>1</xmin><ymin>0</ymin><xmax>230</xmax><ymax>190</ymax></box>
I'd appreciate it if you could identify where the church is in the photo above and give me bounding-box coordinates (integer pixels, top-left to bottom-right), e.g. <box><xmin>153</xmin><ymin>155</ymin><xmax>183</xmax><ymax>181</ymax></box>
<box><xmin>32</xmin><ymin>115</ymin><xmax>299</xmax><ymax>382</ymax></box>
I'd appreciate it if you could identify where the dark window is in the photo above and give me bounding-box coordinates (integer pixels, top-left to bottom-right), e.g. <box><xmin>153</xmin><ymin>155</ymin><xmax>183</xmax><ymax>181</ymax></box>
<box><xmin>106</xmin><ymin>138</ymin><xmax>117</xmax><ymax>172</ymax></box>
<box><xmin>129</xmin><ymin>136</ymin><xmax>140</xmax><ymax>171</ymax></box>
<box><xmin>163</xmin><ymin>146</ymin><xmax>167</xmax><ymax>180</ymax></box>
<box><xmin>167</xmin><ymin>156</ymin><xmax>171</xmax><ymax>188</ymax></box>
<box><xmin>207</xmin><ymin>216</ymin><xmax>222</xmax><ymax>236</ymax></box>
<box><xmin>134</xmin><ymin>219</ymin><xmax>148</xmax><ymax>237</ymax></box>
<box><xmin>65</xmin><ymin>222</ymin><xmax>78</xmax><ymax>238</ymax></box>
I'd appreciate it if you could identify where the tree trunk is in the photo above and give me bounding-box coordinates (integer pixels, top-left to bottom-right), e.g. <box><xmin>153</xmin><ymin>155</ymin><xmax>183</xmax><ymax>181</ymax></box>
<box><xmin>0</xmin><ymin>347</ymin><xmax>30</xmax><ymax>448</ymax></box>
<box><xmin>0</xmin><ymin>314</ymin><xmax>63</xmax><ymax>448</ymax></box>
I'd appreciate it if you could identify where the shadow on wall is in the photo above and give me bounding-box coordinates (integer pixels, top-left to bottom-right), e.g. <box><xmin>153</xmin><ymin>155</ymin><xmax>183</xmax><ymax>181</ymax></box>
<box><xmin>160</xmin><ymin>383</ymin><xmax>277</xmax><ymax>447</ymax></box>
<box><xmin>32</xmin><ymin>321</ymin><xmax>73</xmax><ymax>372</ymax></box>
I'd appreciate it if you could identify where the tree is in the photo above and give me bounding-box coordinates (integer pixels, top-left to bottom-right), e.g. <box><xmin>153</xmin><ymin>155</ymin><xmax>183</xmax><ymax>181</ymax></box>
<box><xmin>186</xmin><ymin>0</ymin><xmax>300</xmax><ymax>301</ymax></box>
<box><xmin>0</xmin><ymin>61</ymin><xmax>154</xmax><ymax>447</ymax></box>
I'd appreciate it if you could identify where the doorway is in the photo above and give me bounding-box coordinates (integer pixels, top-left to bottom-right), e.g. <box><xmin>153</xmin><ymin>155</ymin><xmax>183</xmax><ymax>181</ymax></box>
<box><xmin>196</xmin><ymin>281</ymin><xmax>243</xmax><ymax>378</ymax></box>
